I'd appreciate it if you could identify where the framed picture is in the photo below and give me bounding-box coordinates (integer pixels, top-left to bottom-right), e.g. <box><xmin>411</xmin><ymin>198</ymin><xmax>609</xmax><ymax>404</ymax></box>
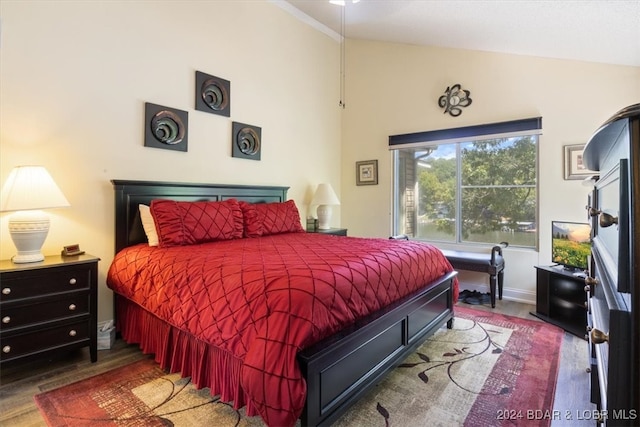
<box><xmin>564</xmin><ymin>144</ymin><xmax>596</xmax><ymax>180</ymax></box>
<box><xmin>356</xmin><ymin>160</ymin><xmax>378</xmax><ymax>185</ymax></box>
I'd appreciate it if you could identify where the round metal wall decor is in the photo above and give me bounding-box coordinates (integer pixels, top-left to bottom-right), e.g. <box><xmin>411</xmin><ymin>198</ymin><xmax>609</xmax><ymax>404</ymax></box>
<box><xmin>438</xmin><ymin>84</ymin><xmax>472</xmax><ymax>117</ymax></box>
<box><xmin>151</xmin><ymin>110</ymin><xmax>185</xmax><ymax>145</ymax></box>
<box><xmin>232</xmin><ymin>122</ymin><xmax>261</xmax><ymax>161</ymax></box>
<box><xmin>144</xmin><ymin>102</ymin><xmax>188</xmax><ymax>152</ymax></box>
<box><xmin>237</xmin><ymin>128</ymin><xmax>260</xmax><ymax>155</ymax></box>
<box><xmin>201</xmin><ymin>78</ymin><xmax>229</xmax><ymax>112</ymax></box>
<box><xmin>195</xmin><ymin>71</ymin><xmax>231</xmax><ymax>117</ymax></box>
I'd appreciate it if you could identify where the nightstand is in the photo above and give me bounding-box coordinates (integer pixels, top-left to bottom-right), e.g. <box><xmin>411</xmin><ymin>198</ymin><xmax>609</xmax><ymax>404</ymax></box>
<box><xmin>0</xmin><ymin>254</ymin><xmax>100</xmax><ymax>365</ymax></box>
<box><xmin>309</xmin><ymin>228</ymin><xmax>348</xmax><ymax>236</ymax></box>
<box><xmin>531</xmin><ymin>265</ymin><xmax>586</xmax><ymax>338</ymax></box>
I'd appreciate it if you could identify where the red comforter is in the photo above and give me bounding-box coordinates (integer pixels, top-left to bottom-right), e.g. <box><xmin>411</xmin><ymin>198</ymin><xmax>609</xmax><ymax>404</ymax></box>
<box><xmin>107</xmin><ymin>233</ymin><xmax>457</xmax><ymax>426</ymax></box>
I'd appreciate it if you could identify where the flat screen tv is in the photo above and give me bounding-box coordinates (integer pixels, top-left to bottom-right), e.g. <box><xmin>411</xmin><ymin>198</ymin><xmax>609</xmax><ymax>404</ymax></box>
<box><xmin>551</xmin><ymin>221</ymin><xmax>591</xmax><ymax>271</ymax></box>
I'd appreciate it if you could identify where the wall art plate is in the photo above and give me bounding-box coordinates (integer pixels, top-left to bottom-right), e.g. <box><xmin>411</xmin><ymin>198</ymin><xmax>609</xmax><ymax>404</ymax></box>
<box><xmin>438</xmin><ymin>83</ymin><xmax>472</xmax><ymax>117</ymax></box>
<box><xmin>195</xmin><ymin>71</ymin><xmax>230</xmax><ymax>117</ymax></box>
<box><xmin>232</xmin><ymin>122</ymin><xmax>261</xmax><ymax>161</ymax></box>
<box><xmin>144</xmin><ymin>102</ymin><xmax>188</xmax><ymax>152</ymax></box>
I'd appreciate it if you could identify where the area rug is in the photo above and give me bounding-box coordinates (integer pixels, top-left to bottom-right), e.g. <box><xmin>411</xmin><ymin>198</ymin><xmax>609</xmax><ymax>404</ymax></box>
<box><xmin>35</xmin><ymin>306</ymin><xmax>563</xmax><ymax>427</ymax></box>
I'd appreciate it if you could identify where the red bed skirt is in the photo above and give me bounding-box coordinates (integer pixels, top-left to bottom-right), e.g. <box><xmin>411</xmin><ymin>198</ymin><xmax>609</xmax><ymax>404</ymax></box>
<box><xmin>115</xmin><ymin>295</ymin><xmax>260</xmax><ymax>417</ymax></box>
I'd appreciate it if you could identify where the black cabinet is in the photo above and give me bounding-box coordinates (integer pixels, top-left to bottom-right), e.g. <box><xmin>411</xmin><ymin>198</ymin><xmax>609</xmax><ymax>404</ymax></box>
<box><xmin>532</xmin><ymin>265</ymin><xmax>587</xmax><ymax>338</ymax></box>
<box><xmin>583</xmin><ymin>103</ymin><xmax>639</xmax><ymax>425</ymax></box>
<box><xmin>0</xmin><ymin>254</ymin><xmax>99</xmax><ymax>365</ymax></box>
<box><xmin>309</xmin><ymin>228</ymin><xmax>348</xmax><ymax>236</ymax></box>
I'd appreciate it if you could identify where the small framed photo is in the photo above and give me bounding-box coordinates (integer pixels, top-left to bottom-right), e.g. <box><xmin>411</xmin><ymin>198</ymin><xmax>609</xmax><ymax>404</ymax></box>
<box><xmin>356</xmin><ymin>160</ymin><xmax>378</xmax><ymax>185</ymax></box>
<box><xmin>564</xmin><ymin>144</ymin><xmax>596</xmax><ymax>180</ymax></box>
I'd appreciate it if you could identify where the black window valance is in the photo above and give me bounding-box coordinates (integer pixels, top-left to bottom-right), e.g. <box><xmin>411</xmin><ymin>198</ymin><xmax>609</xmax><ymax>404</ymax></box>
<box><xmin>389</xmin><ymin>117</ymin><xmax>542</xmax><ymax>149</ymax></box>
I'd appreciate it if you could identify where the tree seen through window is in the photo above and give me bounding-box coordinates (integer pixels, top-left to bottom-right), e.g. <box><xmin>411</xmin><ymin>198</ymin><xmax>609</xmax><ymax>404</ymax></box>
<box><xmin>394</xmin><ymin>135</ymin><xmax>537</xmax><ymax>247</ymax></box>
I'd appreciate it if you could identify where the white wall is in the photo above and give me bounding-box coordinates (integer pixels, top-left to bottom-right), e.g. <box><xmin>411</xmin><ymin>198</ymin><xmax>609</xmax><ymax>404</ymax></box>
<box><xmin>0</xmin><ymin>1</ymin><xmax>342</xmax><ymax>321</ymax></box>
<box><xmin>340</xmin><ymin>39</ymin><xmax>640</xmax><ymax>303</ymax></box>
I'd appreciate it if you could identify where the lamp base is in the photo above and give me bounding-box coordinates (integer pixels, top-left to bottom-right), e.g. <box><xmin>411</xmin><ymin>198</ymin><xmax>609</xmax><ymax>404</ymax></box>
<box><xmin>8</xmin><ymin>210</ymin><xmax>49</xmax><ymax>263</ymax></box>
<box><xmin>12</xmin><ymin>252</ymin><xmax>45</xmax><ymax>264</ymax></box>
<box><xmin>316</xmin><ymin>205</ymin><xmax>332</xmax><ymax>230</ymax></box>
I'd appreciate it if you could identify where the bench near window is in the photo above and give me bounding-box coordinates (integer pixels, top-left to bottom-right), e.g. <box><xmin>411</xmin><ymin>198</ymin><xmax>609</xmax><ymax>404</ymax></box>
<box><xmin>391</xmin><ymin>236</ymin><xmax>507</xmax><ymax>308</ymax></box>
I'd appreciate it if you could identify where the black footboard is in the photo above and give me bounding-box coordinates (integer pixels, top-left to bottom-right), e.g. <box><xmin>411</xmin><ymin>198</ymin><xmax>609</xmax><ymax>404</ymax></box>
<box><xmin>298</xmin><ymin>270</ymin><xmax>457</xmax><ymax>426</ymax></box>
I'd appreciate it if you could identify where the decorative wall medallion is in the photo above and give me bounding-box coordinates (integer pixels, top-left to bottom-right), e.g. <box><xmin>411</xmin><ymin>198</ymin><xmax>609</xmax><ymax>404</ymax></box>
<box><xmin>232</xmin><ymin>122</ymin><xmax>261</xmax><ymax>161</ymax></box>
<box><xmin>438</xmin><ymin>84</ymin><xmax>472</xmax><ymax>117</ymax></box>
<box><xmin>195</xmin><ymin>71</ymin><xmax>230</xmax><ymax>117</ymax></box>
<box><xmin>144</xmin><ymin>102</ymin><xmax>188</xmax><ymax>152</ymax></box>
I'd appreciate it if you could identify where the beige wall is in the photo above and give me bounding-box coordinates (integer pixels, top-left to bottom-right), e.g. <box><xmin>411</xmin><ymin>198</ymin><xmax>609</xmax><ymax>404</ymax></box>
<box><xmin>340</xmin><ymin>39</ymin><xmax>640</xmax><ymax>302</ymax></box>
<box><xmin>0</xmin><ymin>1</ymin><xmax>341</xmax><ymax>322</ymax></box>
<box><xmin>2</xmin><ymin>1</ymin><xmax>639</xmax><ymax>319</ymax></box>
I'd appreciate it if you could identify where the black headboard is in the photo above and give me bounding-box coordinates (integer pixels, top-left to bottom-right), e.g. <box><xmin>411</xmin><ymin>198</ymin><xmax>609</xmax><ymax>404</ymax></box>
<box><xmin>112</xmin><ymin>180</ymin><xmax>289</xmax><ymax>253</ymax></box>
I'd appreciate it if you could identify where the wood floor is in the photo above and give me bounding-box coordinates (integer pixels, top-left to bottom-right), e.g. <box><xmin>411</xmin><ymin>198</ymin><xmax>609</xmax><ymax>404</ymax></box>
<box><xmin>0</xmin><ymin>299</ymin><xmax>595</xmax><ymax>426</ymax></box>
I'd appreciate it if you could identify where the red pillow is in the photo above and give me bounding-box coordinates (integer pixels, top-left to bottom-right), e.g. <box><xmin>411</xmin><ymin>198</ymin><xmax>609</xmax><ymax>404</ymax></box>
<box><xmin>239</xmin><ymin>200</ymin><xmax>304</xmax><ymax>237</ymax></box>
<box><xmin>239</xmin><ymin>201</ymin><xmax>262</xmax><ymax>237</ymax></box>
<box><xmin>150</xmin><ymin>199</ymin><xmax>243</xmax><ymax>247</ymax></box>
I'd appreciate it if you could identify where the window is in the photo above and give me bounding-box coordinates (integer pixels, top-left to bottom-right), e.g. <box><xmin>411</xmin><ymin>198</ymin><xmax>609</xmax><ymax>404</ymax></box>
<box><xmin>390</xmin><ymin>118</ymin><xmax>541</xmax><ymax>248</ymax></box>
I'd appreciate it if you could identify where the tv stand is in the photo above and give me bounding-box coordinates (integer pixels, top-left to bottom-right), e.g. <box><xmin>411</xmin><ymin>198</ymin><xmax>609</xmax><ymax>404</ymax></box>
<box><xmin>531</xmin><ymin>265</ymin><xmax>586</xmax><ymax>338</ymax></box>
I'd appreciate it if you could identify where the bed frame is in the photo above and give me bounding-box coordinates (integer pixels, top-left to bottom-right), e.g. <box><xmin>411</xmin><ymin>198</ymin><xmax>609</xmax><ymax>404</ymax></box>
<box><xmin>112</xmin><ymin>179</ymin><xmax>457</xmax><ymax>426</ymax></box>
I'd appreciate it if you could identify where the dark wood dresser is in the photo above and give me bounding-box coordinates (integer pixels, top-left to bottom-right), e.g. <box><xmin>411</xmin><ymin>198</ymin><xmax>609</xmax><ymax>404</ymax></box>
<box><xmin>0</xmin><ymin>254</ymin><xmax>99</xmax><ymax>365</ymax></box>
<box><xmin>583</xmin><ymin>103</ymin><xmax>639</xmax><ymax>425</ymax></box>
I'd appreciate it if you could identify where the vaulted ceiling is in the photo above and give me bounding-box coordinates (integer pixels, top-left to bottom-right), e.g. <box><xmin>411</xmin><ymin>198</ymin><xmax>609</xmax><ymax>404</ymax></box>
<box><xmin>281</xmin><ymin>0</ymin><xmax>640</xmax><ymax>67</ymax></box>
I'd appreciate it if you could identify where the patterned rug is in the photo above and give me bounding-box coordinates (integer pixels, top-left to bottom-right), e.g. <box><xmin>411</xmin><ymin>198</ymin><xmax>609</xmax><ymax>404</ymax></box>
<box><xmin>34</xmin><ymin>306</ymin><xmax>563</xmax><ymax>427</ymax></box>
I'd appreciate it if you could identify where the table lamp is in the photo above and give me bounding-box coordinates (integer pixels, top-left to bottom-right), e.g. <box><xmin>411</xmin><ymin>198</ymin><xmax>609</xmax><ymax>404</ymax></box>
<box><xmin>311</xmin><ymin>183</ymin><xmax>340</xmax><ymax>230</ymax></box>
<box><xmin>0</xmin><ymin>166</ymin><xmax>70</xmax><ymax>263</ymax></box>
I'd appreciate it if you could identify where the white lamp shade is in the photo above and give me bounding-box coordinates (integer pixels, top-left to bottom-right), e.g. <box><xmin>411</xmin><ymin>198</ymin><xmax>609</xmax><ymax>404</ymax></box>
<box><xmin>1</xmin><ymin>166</ymin><xmax>70</xmax><ymax>263</ymax></box>
<box><xmin>311</xmin><ymin>183</ymin><xmax>340</xmax><ymax>230</ymax></box>
<box><xmin>1</xmin><ymin>166</ymin><xmax>70</xmax><ymax>211</ymax></box>
<box><xmin>311</xmin><ymin>183</ymin><xmax>340</xmax><ymax>206</ymax></box>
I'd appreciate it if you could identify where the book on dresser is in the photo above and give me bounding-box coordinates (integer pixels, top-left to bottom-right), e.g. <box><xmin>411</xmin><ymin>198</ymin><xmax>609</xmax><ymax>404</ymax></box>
<box><xmin>583</xmin><ymin>103</ymin><xmax>639</xmax><ymax>426</ymax></box>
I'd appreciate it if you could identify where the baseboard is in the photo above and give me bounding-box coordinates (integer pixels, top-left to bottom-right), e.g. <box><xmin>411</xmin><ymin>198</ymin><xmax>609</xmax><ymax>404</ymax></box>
<box><xmin>458</xmin><ymin>282</ymin><xmax>536</xmax><ymax>306</ymax></box>
<box><xmin>501</xmin><ymin>288</ymin><xmax>536</xmax><ymax>305</ymax></box>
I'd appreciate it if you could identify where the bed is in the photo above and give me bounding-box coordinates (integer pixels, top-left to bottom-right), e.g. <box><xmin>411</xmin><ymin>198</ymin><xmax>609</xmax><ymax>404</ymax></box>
<box><xmin>107</xmin><ymin>179</ymin><xmax>458</xmax><ymax>426</ymax></box>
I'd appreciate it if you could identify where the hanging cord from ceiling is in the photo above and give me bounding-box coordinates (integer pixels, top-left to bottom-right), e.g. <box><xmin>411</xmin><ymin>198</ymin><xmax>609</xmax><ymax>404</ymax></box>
<box><xmin>338</xmin><ymin>4</ymin><xmax>346</xmax><ymax>109</ymax></box>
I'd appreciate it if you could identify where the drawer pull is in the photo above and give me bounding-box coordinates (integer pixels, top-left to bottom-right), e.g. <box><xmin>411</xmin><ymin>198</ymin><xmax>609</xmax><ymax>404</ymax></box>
<box><xmin>69</xmin><ymin>329</ymin><xmax>77</xmax><ymax>337</ymax></box>
<box><xmin>69</xmin><ymin>278</ymin><xmax>77</xmax><ymax>285</ymax></box>
<box><xmin>2</xmin><ymin>316</ymin><xmax>10</xmax><ymax>324</ymax></box>
<box><xmin>591</xmin><ymin>328</ymin><xmax>609</xmax><ymax>344</ymax></box>
<box><xmin>587</xmin><ymin>207</ymin><xmax>601</xmax><ymax>217</ymax></box>
<box><xmin>585</xmin><ymin>276</ymin><xmax>598</xmax><ymax>288</ymax></box>
<box><xmin>589</xmin><ymin>208</ymin><xmax>618</xmax><ymax>227</ymax></box>
<box><xmin>69</xmin><ymin>304</ymin><xmax>77</xmax><ymax>311</ymax></box>
<box><xmin>2</xmin><ymin>288</ymin><xmax>11</xmax><ymax>295</ymax></box>
<box><xmin>2</xmin><ymin>345</ymin><xmax>10</xmax><ymax>354</ymax></box>
<box><xmin>599</xmin><ymin>212</ymin><xmax>618</xmax><ymax>228</ymax></box>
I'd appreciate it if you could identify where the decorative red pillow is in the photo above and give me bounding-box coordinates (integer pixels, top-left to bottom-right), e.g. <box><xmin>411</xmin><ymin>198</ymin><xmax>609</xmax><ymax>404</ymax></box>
<box><xmin>150</xmin><ymin>199</ymin><xmax>244</xmax><ymax>247</ymax></box>
<box><xmin>239</xmin><ymin>201</ymin><xmax>262</xmax><ymax>237</ymax></box>
<box><xmin>239</xmin><ymin>200</ymin><xmax>304</xmax><ymax>237</ymax></box>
